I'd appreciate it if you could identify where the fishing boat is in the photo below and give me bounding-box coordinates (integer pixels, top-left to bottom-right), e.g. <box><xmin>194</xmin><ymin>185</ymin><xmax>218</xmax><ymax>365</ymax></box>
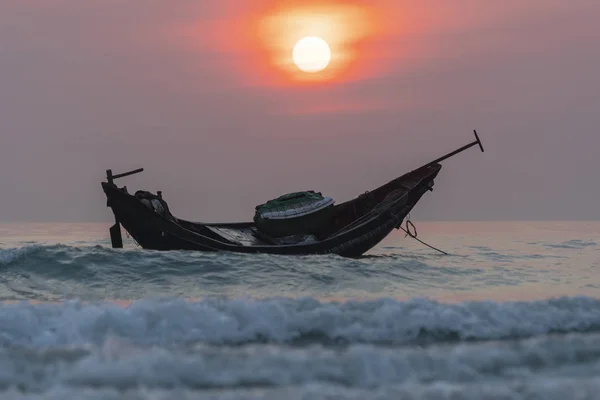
<box><xmin>101</xmin><ymin>130</ymin><xmax>484</xmax><ymax>257</ymax></box>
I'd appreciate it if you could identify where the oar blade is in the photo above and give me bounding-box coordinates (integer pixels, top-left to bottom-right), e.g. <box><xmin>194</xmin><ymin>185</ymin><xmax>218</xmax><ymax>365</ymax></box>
<box><xmin>109</xmin><ymin>222</ymin><xmax>123</xmax><ymax>248</ymax></box>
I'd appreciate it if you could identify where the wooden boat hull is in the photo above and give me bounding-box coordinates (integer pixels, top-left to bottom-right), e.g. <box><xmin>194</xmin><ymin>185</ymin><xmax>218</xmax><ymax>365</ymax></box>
<box><xmin>102</xmin><ymin>165</ymin><xmax>440</xmax><ymax>257</ymax></box>
<box><xmin>101</xmin><ymin>130</ymin><xmax>484</xmax><ymax>257</ymax></box>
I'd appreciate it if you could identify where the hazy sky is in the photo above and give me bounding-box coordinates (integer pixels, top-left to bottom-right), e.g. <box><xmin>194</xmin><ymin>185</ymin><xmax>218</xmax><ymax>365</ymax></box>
<box><xmin>1</xmin><ymin>0</ymin><xmax>599</xmax><ymax>223</ymax></box>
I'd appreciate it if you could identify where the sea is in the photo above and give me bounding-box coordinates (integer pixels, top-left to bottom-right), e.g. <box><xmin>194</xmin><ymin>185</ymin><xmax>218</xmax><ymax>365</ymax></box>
<box><xmin>0</xmin><ymin>221</ymin><xmax>599</xmax><ymax>400</ymax></box>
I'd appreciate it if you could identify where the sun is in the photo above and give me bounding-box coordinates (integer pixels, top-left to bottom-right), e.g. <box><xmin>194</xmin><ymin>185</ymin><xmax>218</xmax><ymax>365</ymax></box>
<box><xmin>292</xmin><ymin>36</ymin><xmax>332</xmax><ymax>73</ymax></box>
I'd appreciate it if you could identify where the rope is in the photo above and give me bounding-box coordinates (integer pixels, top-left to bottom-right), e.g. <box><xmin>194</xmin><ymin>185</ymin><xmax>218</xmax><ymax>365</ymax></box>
<box><xmin>125</xmin><ymin>231</ymin><xmax>141</xmax><ymax>248</ymax></box>
<box><xmin>399</xmin><ymin>218</ymin><xmax>449</xmax><ymax>255</ymax></box>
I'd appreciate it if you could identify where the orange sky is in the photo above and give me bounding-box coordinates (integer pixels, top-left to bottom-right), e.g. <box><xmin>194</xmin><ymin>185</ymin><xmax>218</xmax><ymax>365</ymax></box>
<box><xmin>177</xmin><ymin>0</ymin><xmax>425</xmax><ymax>114</ymax></box>
<box><xmin>214</xmin><ymin>0</ymin><xmax>397</xmax><ymax>86</ymax></box>
<box><xmin>172</xmin><ymin>0</ymin><xmax>589</xmax><ymax>115</ymax></box>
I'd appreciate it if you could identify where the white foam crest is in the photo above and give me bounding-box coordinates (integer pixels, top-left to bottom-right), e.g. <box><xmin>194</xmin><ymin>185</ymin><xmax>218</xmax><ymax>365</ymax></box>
<box><xmin>2</xmin><ymin>378</ymin><xmax>600</xmax><ymax>400</ymax></box>
<box><xmin>45</xmin><ymin>334</ymin><xmax>600</xmax><ymax>389</ymax></box>
<box><xmin>1</xmin><ymin>334</ymin><xmax>600</xmax><ymax>394</ymax></box>
<box><xmin>0</xmin><ymin>245</ymin><xmax>42</xmax><ymax>266</ymax></box>
<box><xmin>1</xmin><ymin>296</ymin><xmax>600</xmax><ymax>347</ymax></box>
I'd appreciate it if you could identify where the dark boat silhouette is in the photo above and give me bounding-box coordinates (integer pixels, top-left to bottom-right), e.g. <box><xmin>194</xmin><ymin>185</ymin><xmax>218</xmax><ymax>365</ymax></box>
<box><xmin>101</xmin><ymin>131</ymin><xmax>484</xmax><ymax>257</ymax></box>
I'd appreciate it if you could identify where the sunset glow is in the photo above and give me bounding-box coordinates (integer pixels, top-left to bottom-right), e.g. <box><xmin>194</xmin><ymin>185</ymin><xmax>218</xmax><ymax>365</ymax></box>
<box><xmin>186</xmin><ymin>0</ymin><xmax>406</xmax><ymax>90</ymax></box>
<box><xmin>249</xmin><ymin>1</ymin><xmax>387</xmax><ymax>85</ymax></box>
<box><xmin>292</xmin><ymin>36</ymin><xmax>331</xmax><ymax>73</ymax></box>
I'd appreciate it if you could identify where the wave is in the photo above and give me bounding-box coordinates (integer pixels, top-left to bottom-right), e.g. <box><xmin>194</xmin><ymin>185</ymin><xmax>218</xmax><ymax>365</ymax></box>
<box><xmin>0</xmin><ymin>245</ymin><xmax>44</xmax><ymax>266</ymax></box>
<box><xmin>0</xmin><ymin>245</ymin><xmax>487</xmax><ymax>301</ymax></box>
<box><xmin>0</xmin><ymin>244</ymin><xmax>429</xmax><ymax>272</ymax></box>
<box><xmin>542</xmin><ymin>240</ymin><xmax>597</xmax><ymax>250</ymax></box>
<box><xmin>1</xmin><ymin>332</ymin><xmax>600</xmax><ymax>396</ymax></box>
<box><xmin>4</xmin><ymin>380</ymin><xmax>600</xmax><ymax>400</ymax></box>
<box><xmin>1</xmin><ymin>296</ymin><xmax>600</xmax><ymax>348</ymax></box>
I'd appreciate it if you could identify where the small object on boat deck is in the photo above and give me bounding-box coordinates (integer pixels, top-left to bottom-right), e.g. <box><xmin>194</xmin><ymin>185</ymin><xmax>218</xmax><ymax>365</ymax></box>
<box><xmin>253</xmin><ymin>191</ymin><xmax>335</xmax><ymax>238</ymax></box>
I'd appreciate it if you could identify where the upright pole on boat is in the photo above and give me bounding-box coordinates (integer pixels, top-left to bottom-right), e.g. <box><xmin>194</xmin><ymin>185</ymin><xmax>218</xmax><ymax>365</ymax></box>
<box><xmin>106</xmin><ymin>169</ymin><xmax>124</xmax><ymax>248</ymax></box>
<box><xmin>104</xmin><ymin>167</ymin><xmax>143</xmax><ymax>248</ymax></box>
<box><xmin>421</xmin><ymin>130</ymin><xmax>485</xmax><ymax>170</ymax></box>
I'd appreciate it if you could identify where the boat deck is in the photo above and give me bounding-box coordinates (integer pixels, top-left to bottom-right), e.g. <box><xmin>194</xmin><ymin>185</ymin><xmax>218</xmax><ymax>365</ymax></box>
<box><xmin>205</xmin><ymin>226</ymin><xmax>263</xmax><ymax>246</ymax></box>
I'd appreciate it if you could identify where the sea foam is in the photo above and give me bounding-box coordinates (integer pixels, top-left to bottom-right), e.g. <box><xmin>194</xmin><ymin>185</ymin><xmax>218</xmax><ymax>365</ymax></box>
<box><xmin>1</xmin><ymin>296</ymin><xmax>600</xmax><ymax>347</ymax></box>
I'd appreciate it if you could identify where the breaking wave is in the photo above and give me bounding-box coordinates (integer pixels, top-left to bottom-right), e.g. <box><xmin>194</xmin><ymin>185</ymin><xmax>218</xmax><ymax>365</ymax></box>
<box><xmin>1</xmin><ymin>231</ymin><xmax>599</xmax><ymax>399</ymax></box>
<box><xmin>0</xmin><ymin>321</ymin><xmax>600</xmax><ymax>398</ymax></box>
<box><xmin>1</xmin><ymin>296</ymin><xmax>600</xmax><ymax>347</ymax></box>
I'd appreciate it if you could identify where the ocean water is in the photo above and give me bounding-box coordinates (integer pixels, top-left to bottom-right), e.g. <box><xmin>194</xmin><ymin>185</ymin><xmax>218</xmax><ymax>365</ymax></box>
<box><xmin>0</xmin><ymin>221</ymin><xmax>599</xmax><ymax>399</ymax></box>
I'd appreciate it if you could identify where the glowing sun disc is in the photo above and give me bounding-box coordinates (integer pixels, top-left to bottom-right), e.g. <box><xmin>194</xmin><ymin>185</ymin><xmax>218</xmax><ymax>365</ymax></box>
<box><xmin>292</xmin><ymin>36</ymin><xmax>332</xmax><ymax>73</ymax></box>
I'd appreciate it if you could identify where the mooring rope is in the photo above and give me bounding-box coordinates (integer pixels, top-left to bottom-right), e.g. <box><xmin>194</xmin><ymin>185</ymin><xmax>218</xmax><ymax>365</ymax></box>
<box><xmin>399</xmin><ymin>217</ymin><xmax>449</xmax><ymax>255</ymax></box>
<box><xmin>125</xmin><ymin>231</ymin><xmax>141</xmax><ymax>248</ymax></box>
